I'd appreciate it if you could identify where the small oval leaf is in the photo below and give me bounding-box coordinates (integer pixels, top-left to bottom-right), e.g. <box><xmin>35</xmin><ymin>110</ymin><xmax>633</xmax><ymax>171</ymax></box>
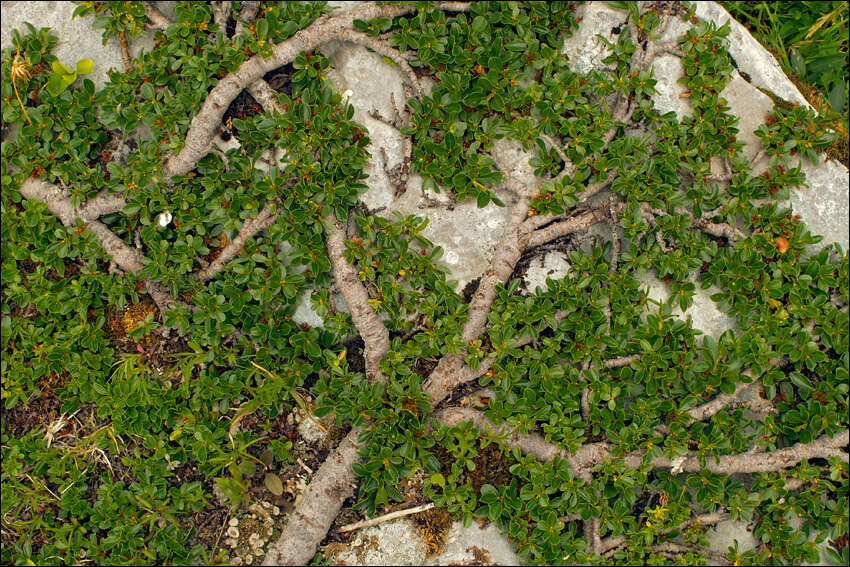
<box><xmin>52</xmin><ymin>60</ymin><xmax>74</xmax><ymax>75</ymax></box>
<box><xmin>76</xmin><ymin>58</ymin><xmax>94</xmax><ymax>75</ymax></box>
<box><xmin>264</xmin><ymin>472</ymin><xmax>284</xmax><ymax>496</ymax></box>
<box><xmin>239</xmin><ymin>460</ymin><xmax>256</xmax><ymax>477</ymax></box>
<box><xmin>260</xmin><ymin>448</ymin><xmax>275</xmax><ymax>468</ymax></box>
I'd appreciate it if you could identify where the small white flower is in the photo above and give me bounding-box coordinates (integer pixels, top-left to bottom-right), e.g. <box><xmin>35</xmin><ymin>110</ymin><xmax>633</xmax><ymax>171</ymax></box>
<box><xmin>157</xmin><ymin>210</ymin><xmax>172</xmax><ymax>227</ymax></box>
<box><xmin>342</xmin><ymin>89</ymin><xmax>353</xmax><ymax>103</ymax></box>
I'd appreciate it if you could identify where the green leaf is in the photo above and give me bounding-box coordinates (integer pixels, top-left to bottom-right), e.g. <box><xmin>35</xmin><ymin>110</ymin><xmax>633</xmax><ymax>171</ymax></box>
<box><xmin>140</xmin><ymin>82</ymin><xmax>155</xmax><ymax>100</ymax></box>
<box><xmin>789</xmin><ymin>47</ymin><xmax>806</xmax><ymax>78</ymax></box>
<box><xmin>46</xmin><ymin>73</ymin><xmax>66</xmax><ymax>95</ymax></box>
<box><xmin>75</xmin><ymin>58</ymin><xmax>93</xmax><ymax>75</ymax></box>
<box><xmin>260</xmin><ymin>449</ymin><xmax>275</xmax><ymax>468</ymax></box>
<box><xmin>789</xmin><ymin>371</ymin><xmax>813</xmax><ymax>391</ymax></box>
<box><xmin>52</xmin><ymin>60</ymin><xmax>74</xmax><ymax>75</ymax></box>
<box><xmin>239</xmin><ymin>460</ymin><xmax>256</xmax><ymax>476</ymax></box>
<box><xmin>828</xmin><ymin>83</ymin><xmax>846</xmax><ymax>113</ymax></box>
<box><xmin>472</xmin><ymin>16</ymin><xmax>487</xmax><ymax>34</ymax></box>
<box><xmin>256</xmin><ymin>19</ymin><xmax>268</xmax><ymax>39</ymax></box>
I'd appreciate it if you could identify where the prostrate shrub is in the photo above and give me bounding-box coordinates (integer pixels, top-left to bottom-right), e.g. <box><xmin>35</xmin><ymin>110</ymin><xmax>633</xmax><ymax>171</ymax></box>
<box><xmin>1</xmin><ymin>1</ymin><xmax>847</xmax><ymax>566</ymax></box>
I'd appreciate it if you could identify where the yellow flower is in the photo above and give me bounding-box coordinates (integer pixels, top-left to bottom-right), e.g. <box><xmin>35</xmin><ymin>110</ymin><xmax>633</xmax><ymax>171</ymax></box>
<box><xmin>10</xmin><ymin>50</ymin><xmax>32</xmax><ymax>125</ymax></box>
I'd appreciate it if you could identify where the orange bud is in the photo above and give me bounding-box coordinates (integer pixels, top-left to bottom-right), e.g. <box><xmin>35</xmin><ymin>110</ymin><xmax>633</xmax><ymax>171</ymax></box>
<box><xmin>775</xmin><ymin>236</ymin><xmax>789</xmax><ymax>254</ymax></box>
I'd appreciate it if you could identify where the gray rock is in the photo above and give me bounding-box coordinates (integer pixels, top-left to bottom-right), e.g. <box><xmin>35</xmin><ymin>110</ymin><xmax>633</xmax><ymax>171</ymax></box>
<box><xmin>650</xmin><ymin>54</ymin><xmax>691</xmax><ymax>120</ymax></box>
<box><xmin>425</xmin><ymin>521</ymin><xmax>520</xmax><ymax>566</ymax></box>
<box><xmin>0</xmin><ymin>1</ymin><xmax>155</xmax><ymax>91</ymax></box>
<box><xmin>706</xmin><ymin>519</ymin><xmax>759</xmax><ymax>556</ymax></box>
<box><xmin>333</xmin><ymin>519</ymin><xmax>427</xmax><ymax>566</ymax></box>
<box><xmin>788</xmin><ymin>158</ymin><xmax>850</xmax><ymax>251</ymax></box>
<box><xmin>692</xmin><ymin>2</ymin><xmax>810</xmax><ymax>108</ymax></box>
<box><xmin>524</xmin><ymin>251</ymin><xmax>571</xmax><ymax>295</ymax></box>
<box><xmin>561</xmin><ymin>3</ymin><xmax>625</xmax><ymax>75</ymax></box>
<box><xmin>637</xmin><ymin>273</ymin><xmax>737</xmax><ymax>340</ymax></box>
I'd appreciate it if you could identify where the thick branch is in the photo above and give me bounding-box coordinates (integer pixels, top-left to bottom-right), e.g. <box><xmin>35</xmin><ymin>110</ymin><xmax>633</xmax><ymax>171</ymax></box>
<box><xmin>685</xmin><ymin>382</ymin><xmax>749</xmax><ymax>423</ymax></box>
<box><xmin>164</xmin><ymin>3</ymin><xmax>445</xmax><ymax>179</ymax></box>
<box><xmin>262</xmin><ymin>426</ymin><xmax>364</xmax><ymax>566</ymax></box>
<box><xmin>78</xmin><ymin>190</ymin><xmax>127</xmax><ymax>220</ymax></box>
<box><xmin>436</xmin><ymin>407</ymin><xmax>849</xmax><ymax>479</ymax></box>
<box><xmin>210</xmin><ymin>1</ymin><xmax>229</xmax><ymax>42</ymax></box>
<box><xmin>18</xmin><ymin>178</ymin><xmax>181</xmax><ymax>313</ymax></box>
<box><xmin>143</xmin><ymin>1</ymin><xmax>171</xmax><ymax>30</ymax></box>
<box><xmin>525</xmin><ymin>209</ymin><xmax>601</xmax><ymax>249</ymax></box>
<box><xmin>434</xmin><ymin>406</ymin><xmax>566</xmax><ymax>463</ymax></box>
<box><xmin>234</xmin><ymin>1</ymin><xmax>261</xmax><ymax>37</ymax></box>
<box><xmin>326</xmin><ymin>219</ymin><xmax>390</xmax><ymax>383</ymax></box>
<box><xmin>421</xmin><ymin>197</ymin><xmax>529</xmax><ymax>405</ymax></box>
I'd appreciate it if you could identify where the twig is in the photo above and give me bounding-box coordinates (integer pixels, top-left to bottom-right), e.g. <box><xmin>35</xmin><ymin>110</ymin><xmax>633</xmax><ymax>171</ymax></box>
<box><xmin>143</xmin><ymin>1</ymin><xmax>171</xmax><ymax>30</ymax></box>
<box><xmin>118</xmin><ymin>31</ymin><xmax>132</xmax><ymax>72</ymax></box>
<box><xmin>194</xmin><ymin>202</ymin><xmax>278</xmax><ymax>282</ymax></box>
<box><xmin>209</xmin><ymin>1</ymin><xmax>229</xmax><ymax>42</ymax></box>
<box><xmin>234</xmin><ymin>1</ymin><xmax>261</xmax><ymax>37</ymax></box>
<box><xmin>211</xmin><ymin>508</ymin><xmax>233</xmax><ymax>557</ymax></box>
<box><xmin>336</xmin><ymin>503</ymin><xmax>435</xmax><ymax>533</ymax></box>
<box><xmin>607</xmin><ymin>198</ymin><xmax>620</xmax><ymax>275</ymax></box>
<box><xmin>538</xmin><ymin>131</ymin><xmax>575</xmax><ymax>182</ymax></box>
<box><xmin>296</xmin><ymin>457</ymin><xmax>314</xmax><ymax>476</ymax></box>
<box><xmin>525</xmin><ymin>209</ymin><xmax>600</xmax><ymax>249</ymax></box>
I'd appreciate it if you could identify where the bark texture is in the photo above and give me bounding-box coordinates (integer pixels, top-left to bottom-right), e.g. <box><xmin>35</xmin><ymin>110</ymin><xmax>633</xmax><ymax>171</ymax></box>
<box><xmin>326</xmin><ymin>219</ymin><xmax>390</xmax><ymax>383</ymax></box>
<box><xmin>262</xmin><ymin>426</ymin><xmax>364</xmax><ymax>566</ymax></box>
<box><xmin>437</xmin><ymin>407</ymin><xmax>849</xmax><ymax>478</ymax></box>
